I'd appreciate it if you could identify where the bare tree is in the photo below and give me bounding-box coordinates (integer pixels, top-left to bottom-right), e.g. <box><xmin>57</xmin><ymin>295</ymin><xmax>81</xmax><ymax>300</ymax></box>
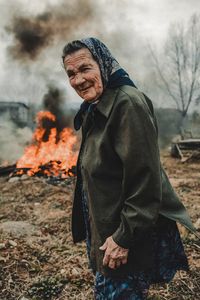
<box><xmin>149</xmin><ymin>14</ymin><xmax>200</xmax><ymax>119</ymax></box>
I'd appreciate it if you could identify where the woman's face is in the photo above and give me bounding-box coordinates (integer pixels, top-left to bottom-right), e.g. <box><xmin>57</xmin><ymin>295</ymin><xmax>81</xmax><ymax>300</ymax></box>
<box><xmin>64</xmin><ymin>48</ymin><xmax>103</xmax><ymax>102</ymax></box>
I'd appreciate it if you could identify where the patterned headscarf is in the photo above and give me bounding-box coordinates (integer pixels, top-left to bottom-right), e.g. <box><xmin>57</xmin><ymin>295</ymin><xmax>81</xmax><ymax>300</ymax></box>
<box><xmin>80</xmin><ymin>37</ymin><xmax>136</xmax><ymax>89</ymax></box>
<box><xmin>72</xmin><ymin>37</ymin><xmax>136</xmax><ymax>130</ymax></box>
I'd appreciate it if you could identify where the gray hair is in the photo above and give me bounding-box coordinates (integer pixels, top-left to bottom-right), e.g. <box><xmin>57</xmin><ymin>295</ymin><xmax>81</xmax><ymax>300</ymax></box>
<box><xmin>62</xmin><ymin>40</ymin><xmax>86</xmax><ymax>64</ymax></box>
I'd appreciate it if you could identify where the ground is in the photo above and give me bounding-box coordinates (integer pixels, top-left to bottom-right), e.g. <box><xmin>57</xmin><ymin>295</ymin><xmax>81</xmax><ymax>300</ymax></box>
<box><xmin>0</xmin><ymin>152</ymin><xmax>199</xmax><ymax>300</ymax></box>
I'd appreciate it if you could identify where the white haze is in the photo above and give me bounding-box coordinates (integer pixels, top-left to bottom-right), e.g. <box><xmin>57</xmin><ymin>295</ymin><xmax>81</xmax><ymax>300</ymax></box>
<box><xmin>0</xmin><ymin>117</ymin><xmax>33</xmax><ymax>164</ymax></box>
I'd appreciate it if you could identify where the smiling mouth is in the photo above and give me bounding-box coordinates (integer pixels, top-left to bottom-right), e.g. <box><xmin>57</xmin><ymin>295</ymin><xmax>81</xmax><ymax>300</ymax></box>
<box><xmin>79</xmin><ymin>86</ymin><xmax>92</xmax><ymax>92</ymax></box>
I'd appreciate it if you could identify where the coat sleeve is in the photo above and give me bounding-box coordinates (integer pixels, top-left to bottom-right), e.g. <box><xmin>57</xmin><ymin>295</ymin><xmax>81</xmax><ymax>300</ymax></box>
<box><xmin>112</xmin><ymin>89</ymin><xmax>162</xmax><ymax>249</ymax></box>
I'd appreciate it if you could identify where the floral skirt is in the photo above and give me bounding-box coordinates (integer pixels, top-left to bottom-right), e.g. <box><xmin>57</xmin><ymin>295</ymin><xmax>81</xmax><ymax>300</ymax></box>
<box><xmin>81</xmin><ymin>192</ymin><xmax>189</xmax><ymax>300</ymax></box>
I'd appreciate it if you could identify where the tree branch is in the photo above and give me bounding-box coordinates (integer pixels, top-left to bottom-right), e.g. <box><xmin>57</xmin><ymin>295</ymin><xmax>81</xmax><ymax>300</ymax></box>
<box><xmin>148</xmin><ymin>43</ymin><xmax>181</xmax><ymax>110</ymax></box>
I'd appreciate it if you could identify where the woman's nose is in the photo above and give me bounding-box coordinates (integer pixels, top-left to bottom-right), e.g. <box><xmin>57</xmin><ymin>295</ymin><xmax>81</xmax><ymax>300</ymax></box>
<box><xmin>74</xmin><ymin>73</ymin><xmax>85</xmax><ymax>86</ymax></box>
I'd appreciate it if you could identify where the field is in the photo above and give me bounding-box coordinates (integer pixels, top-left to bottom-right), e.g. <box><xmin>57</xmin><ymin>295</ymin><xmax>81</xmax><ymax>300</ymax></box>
<box><xmin>0</xmin><ymin>152</ymin><xmax>199</xmax><ymax>300</ymax></box>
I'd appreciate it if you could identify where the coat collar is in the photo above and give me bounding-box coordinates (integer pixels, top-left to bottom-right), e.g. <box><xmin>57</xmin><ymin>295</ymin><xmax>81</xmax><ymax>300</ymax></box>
<box><xmin>95</xmin><ymin>88</ymin><xmax>119</xmax><ymax>118</ymax></box>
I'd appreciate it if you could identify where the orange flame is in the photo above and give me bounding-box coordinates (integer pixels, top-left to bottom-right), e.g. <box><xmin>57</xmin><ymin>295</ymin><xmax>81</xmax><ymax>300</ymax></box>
<box><xmin>16</xmin><ymin>111</ymin><xmax>78</xmax><ymax>177</ymax></box>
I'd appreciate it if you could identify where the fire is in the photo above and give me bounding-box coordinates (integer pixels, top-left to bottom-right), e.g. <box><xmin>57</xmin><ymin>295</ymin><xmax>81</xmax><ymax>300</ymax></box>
<box><xmin>16</xmin><ymin>111</ymin><xmax>78</xmax><ymax>177</ymax></box>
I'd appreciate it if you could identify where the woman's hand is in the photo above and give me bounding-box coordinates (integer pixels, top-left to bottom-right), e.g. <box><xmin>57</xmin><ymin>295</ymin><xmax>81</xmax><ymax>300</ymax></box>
<box><xmin>99</xmin><ymin>236</ymin><xmax>129</xmax><ymax>269</ymax></box>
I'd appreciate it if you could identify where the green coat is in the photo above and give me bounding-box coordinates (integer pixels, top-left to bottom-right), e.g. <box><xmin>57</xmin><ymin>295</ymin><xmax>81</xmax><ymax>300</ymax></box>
<box><xmin>72</xmin><ymin>85</ymin><xmax>196</xmax><ymax>277</ymax></box>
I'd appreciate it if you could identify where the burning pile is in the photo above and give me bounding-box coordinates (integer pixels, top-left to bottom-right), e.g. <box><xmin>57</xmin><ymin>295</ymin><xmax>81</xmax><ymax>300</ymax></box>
<box><xmin>16</xmin><ymin>111</ymin><xmax>78</xmax><ymax>178</ymax></box>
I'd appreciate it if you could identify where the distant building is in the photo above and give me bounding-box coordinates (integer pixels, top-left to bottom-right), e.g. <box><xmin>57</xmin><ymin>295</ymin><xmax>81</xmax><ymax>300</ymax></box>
<box><xmin>0</xmin><ymin>101</ymin><xmax>29</xmax><ymax>127</ymax></box>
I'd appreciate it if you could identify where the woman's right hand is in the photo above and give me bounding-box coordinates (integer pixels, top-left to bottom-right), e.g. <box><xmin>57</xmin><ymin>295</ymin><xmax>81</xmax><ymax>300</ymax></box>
<box><xmin>99</xmin><ymin>236</ymin><xmax>129</xmax><ymax>269</ymax></box>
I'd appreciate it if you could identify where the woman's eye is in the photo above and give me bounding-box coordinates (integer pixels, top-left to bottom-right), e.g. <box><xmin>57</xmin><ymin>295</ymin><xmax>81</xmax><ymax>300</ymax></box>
<box><xmin>68</xmin><ymin>73</ymin><xmax>75</xmax><ymax>79</ymax></box>
<box><xmin>82</xmin><ymin>67</ymin><xmax>90</xmax><ymax>72</ymax></box>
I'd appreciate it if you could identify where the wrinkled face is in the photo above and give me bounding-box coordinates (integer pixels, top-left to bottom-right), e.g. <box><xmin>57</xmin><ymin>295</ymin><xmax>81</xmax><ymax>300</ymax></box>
<box><xmin>64</xmin><ymin>48</ymin><xmax>103</xmax><ymax>102</ymax></box>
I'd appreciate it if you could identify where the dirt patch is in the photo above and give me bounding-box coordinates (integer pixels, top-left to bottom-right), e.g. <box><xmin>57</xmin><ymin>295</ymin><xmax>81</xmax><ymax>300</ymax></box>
<box><xmin>0</xmin><ymin>152</ymin><xmax>199</xmax><ymax>299</ymax></box>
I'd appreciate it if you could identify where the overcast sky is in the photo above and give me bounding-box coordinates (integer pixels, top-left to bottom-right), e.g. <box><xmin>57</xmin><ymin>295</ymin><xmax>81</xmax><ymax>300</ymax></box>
<box><xmin>0</xmin><ymin>0</ymin><xmax>199</xmax><ymax>108</ymax></box>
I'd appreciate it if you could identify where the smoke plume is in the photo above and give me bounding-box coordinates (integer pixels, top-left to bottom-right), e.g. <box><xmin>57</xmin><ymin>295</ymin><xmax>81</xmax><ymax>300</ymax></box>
<box><xmin>6</xmin><ymin>0</ymin><xmax>93</xmax><ymax>61</ymax></box>
<box><xmin>41</xmin><ymin>85</ymin><xmax>72</xmax><ymax>142</ymax></box>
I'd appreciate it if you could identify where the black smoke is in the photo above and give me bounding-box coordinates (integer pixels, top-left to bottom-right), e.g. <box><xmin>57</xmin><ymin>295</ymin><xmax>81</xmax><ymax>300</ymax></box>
<box><xmin>6</xmin><ymin>0</ymin><xmax>93</xmax><ymax>61</ymax></box>
<box><xmin>41</xmin><ymin>85</ymin><xmax>72</xmax><ymax>142</ymax></box>
<box><xmin>6</xmin><ymin>14</ymin><xmax>53</xmax><ymax>60</ymax></box>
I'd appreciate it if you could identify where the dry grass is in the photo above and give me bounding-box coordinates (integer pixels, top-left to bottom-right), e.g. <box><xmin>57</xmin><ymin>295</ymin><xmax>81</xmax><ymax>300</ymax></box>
<box><xmin>0</xmin><ymin>152</ymin><xmax>199</xmax><ymax>299</ymax></box>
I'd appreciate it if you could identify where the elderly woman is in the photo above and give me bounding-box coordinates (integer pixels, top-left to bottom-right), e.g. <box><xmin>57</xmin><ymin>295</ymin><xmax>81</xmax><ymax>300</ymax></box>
<box><xmin>62</xmin><ymin>38</ymin><xmax>195</xmax><ymax>300</ymax></box>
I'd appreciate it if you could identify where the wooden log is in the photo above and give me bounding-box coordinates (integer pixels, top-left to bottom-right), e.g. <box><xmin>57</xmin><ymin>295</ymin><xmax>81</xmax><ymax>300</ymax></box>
<box><xmin>0</xmin><ymin>164</ymin><xmax>16</xmax><ymax>176</ymax></box>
